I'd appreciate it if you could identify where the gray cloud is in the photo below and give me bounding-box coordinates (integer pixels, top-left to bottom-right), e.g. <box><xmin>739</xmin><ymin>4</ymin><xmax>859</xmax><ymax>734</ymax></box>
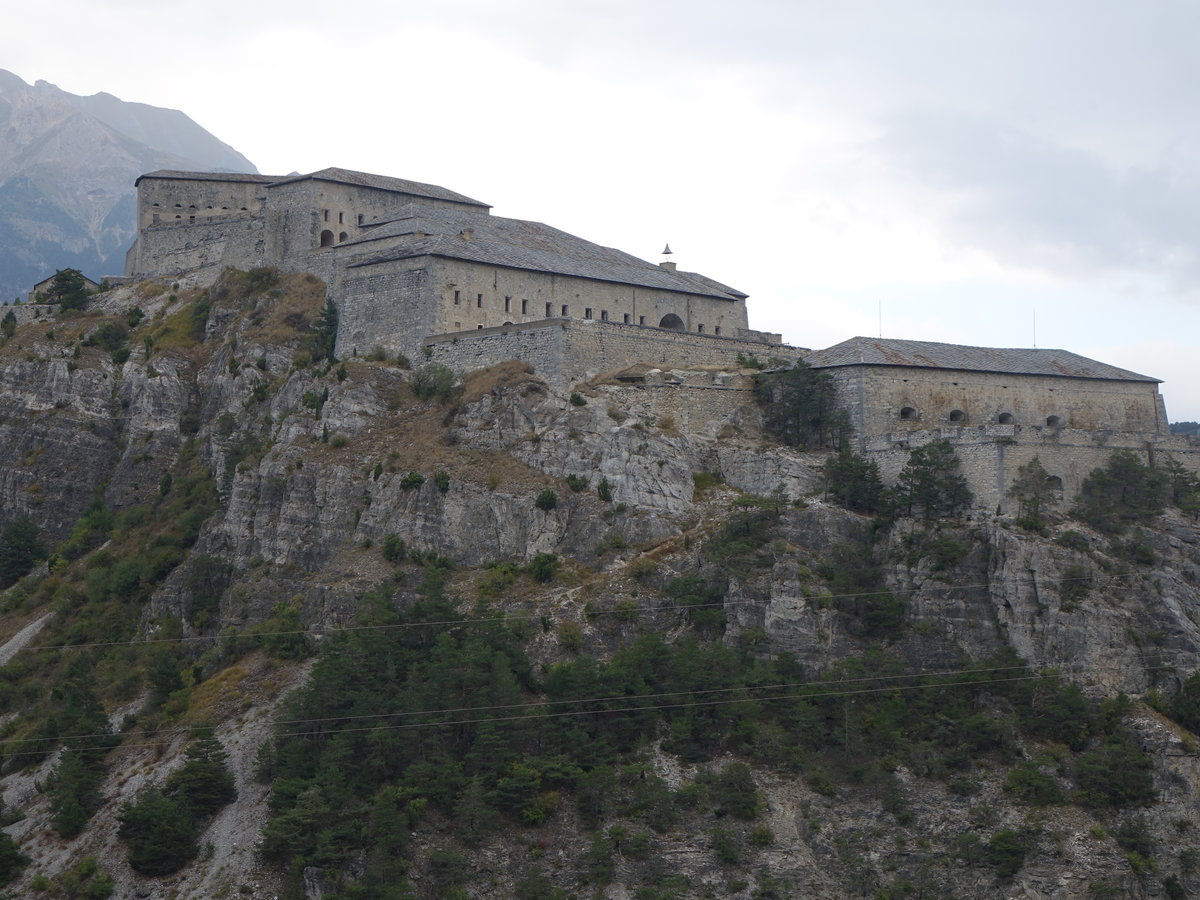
<box><xmin>878</xmin><ymin>110</ymin><xmax>1200</xmax><ymax>292</ymax></box>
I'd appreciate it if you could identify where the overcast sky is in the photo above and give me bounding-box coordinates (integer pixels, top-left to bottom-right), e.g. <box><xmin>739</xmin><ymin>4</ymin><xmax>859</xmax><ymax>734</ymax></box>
<box><xmin>5</xmin><ymin>0</ymin><xmax>1199</xmax><ymax>418</ymax></box>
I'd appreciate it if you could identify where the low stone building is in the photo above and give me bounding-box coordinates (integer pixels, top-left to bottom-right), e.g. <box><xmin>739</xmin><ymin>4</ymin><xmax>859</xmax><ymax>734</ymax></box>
<box><xmin>808</xmin><ymin>337</ymin><xmax>1193</xmax><ymax>511</ymax></box>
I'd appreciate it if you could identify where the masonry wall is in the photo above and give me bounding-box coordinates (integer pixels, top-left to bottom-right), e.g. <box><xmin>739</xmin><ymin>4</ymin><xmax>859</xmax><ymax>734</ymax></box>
<box><xmin>861</xmin><ymin>425</ymin><xmax>1200</xmax><ymax>513</ymax></box>
<box><xmin>826</xmin><ymin>365</ymin><xmax>1168</xmax><ymax>445</ymax></box>
<box><xmin>126</xmin><ymin>216</ymin><xmax>266</xmax><ymax>279</ymax></box>
<box><xmin>424</xmin><ymin>319</ymin><xmax>800</xmax><ymax>388</ymax></box>
<box><xmin>595</xmin><ymin>374</ymin><xmax>762</xmax><ymax>439</ymax></box>
<box><xmin>135</xmin><ymin>177</ymin><xmax>268</xmax><ymax>231</ymax></box>
<box><xmin>425</xmin><ymin>258</ymin><xmax>750</xmax><ymax>338</ymax></box>
<box><xmin>335</xmin><ymin>259</ymin><xmax>436</xmax><ymax>361</ymax></box>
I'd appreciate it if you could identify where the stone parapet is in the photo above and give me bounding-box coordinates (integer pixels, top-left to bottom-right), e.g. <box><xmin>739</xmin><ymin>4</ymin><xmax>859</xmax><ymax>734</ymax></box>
<box><xmin>423</xmin><ymin>318</ymin><xmax>802</xmax><ymax>388</ymax></box>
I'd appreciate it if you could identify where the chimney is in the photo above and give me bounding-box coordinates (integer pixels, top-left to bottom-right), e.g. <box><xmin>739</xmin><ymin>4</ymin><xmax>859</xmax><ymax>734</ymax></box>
<box><xmin>460</xmin><ymin>228</ymin><xmax>475</xmax><ymax>241</ymax></box>
<box><xmin>659</xmin><ymin>243</ymin><xmax>676</xmax><ymax>272</ymax></box>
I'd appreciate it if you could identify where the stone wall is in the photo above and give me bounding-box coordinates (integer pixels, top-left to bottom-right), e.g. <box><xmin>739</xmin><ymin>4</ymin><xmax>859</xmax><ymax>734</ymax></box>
<box><xmin>423</xmin><ymin>318</ymin><xmax>801</xmax><ymax>388</ymax></box>
<box><xmin>134</xmin><ymin>177</ymin><xmax>268</xmax><ymax>231</ymax></box>
<box><xmin>595</xmin><ymin>372</ymin><xmax>762</xmax><ymax>440</ymax></box>
<box><xmin>125</xmin><ymin>216</ymin><xmax>267</xmax><ymax>280</ymax></box>
<box><xmin>427</xmin><ymin>258</ymin><xmax>750</xmax><ymax>338</ymax></box>
<box><xmin>861</xmin><ymin>425</ymin><xmax>1200</xmax><ymax>513</ymax></box>
<box><xmin>335</xmin><ymin>260</ymin><xmax>436</xmax><ymax>361</ymax></box>
<box><xmin>827</xmin><ymin>365</ymin><xmax>1168</xmax><ymax>442</ymax></box>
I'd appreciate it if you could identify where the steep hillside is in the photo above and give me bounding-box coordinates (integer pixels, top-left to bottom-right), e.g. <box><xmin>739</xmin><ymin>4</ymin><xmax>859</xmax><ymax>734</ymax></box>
<box><xmin>0</xmin><ymin>69</ymin><xmax>255</xmax><ymax>303</ymax></box>
<box><xmin>1</xmin><ymin>273</ymin><xmax>1200</xmax><ymax>898</ymax></box>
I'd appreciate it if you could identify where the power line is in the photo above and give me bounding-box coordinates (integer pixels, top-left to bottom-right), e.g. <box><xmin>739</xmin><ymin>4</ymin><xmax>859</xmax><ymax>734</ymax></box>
<box><xmin>20</xmin><ymin>570</ymin><xmax>1141</xmax><ymax>655</ymax></box>
<box><xmin>0</xmin><ymin>667</ymin><xmax>1061</xmax><ymax>761</ymax></box>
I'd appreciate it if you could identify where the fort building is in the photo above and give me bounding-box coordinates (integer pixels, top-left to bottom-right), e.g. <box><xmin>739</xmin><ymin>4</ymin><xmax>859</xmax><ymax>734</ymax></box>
<box><xmin>123</xmin><ymin>166</ymin><xmax>1198</xmax><ymax>510</ymax></box>
<box><xmin>125</xmin><ymin>168</ymin><xmax>779</xmax><ymax>368</ymax></box>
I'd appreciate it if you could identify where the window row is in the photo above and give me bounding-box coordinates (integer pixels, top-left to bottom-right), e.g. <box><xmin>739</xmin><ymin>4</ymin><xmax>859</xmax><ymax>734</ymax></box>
<box><xmin>898</xmin><ymin>406</ymin><xmax>1064</xmax><ymax>428</ymax></box>
<box><xmin>447</xmin><ymin>293</ymin><xmax>721</xmax><ymax>333</ymax></box>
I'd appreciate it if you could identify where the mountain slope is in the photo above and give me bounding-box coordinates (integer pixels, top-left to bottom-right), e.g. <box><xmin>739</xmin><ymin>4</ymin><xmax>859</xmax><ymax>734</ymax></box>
<box><xmin>0</xmin><ymin>69</ymin><xmax>255</xmax><ymax>302</ymax></box>
<box><xmin>0</xmin><ymin>271</ymin><xmax>1200</xmax><ymax>897</ymax></box>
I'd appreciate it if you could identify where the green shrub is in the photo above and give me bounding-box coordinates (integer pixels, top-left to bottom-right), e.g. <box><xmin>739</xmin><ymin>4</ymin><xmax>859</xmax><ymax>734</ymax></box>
<box><xmin>1075</xmin><ymin>728</ymin><xmax>1156</xmax><ymax>808</ymax></box>
<box><xmin>535</xmin><ymin>489</ymin><xmax>557</xmax><ymax>511</ymax></box>
<box><xmin>985</xmin><ymin>829</ymin><xmax>1030</xmax><ymax>878</ymax></box>
<box><xmin>118</xmin><ymin>788</ymin><xmax>198</xmax><ymax>875</ymax></box>
<box><xmin>566</xmin><ymin>474</ymin><xmax>587</xmax><ymax>492</ymax></box>
<box><xmin>596</xmin><ymin>478</ymin><xmax>613</xmax><ymax>502</ymax></box>
<box><xmin>1073</xmin><ymin>450</ymin><xmax>1168</xmax><ymax>533</ymax></box>
<box><xmin>1004</xmin><ymin>760</ymin><xmax>1065</xmax><ymax>806</ymax></box>
<box><xmin>526</xmin><ymin>553</ymin><xmax>560</xmax><ymax>583</ymax></box>
<box><xmin>434</xmin><ymin>470</ymin><xmax>450</xmax><ymax>492</ymax></box>
<box><xmin>411</xmin><ymin>363</ymin><xmax>459</xmax><ymax>403</ymax></box>
<box><xmin>381</xmin><ymin>534</ymin><xmax>406</xmax><ymax>564</ymax></box>
<box><xmin>569</xmin><ymin>391</ymin><xmax>586</xmax><ymax>406</ymax></box>
<box><xmin>400</xmin><ymin>471</ymin><xmax>426</xmax><ymax>489</ymax></box>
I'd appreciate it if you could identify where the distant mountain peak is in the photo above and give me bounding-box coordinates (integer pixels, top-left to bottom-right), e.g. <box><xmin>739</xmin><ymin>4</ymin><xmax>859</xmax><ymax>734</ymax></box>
<box><xmin>0</xmin><ymin>69</ymin><xmax>256</xmax><ymax>302</ymax></box>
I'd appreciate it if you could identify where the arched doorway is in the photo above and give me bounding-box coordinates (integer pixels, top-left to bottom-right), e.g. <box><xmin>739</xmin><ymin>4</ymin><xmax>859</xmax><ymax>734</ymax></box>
<box><xmin>319</xmin><ymin>230</ymin><xmax>335</xmax><ymax>247</ymax></box>
<box><xmin>658</xmin><ymin>313</ymin><xmax>684</xmax><ymax>331</ymax></box>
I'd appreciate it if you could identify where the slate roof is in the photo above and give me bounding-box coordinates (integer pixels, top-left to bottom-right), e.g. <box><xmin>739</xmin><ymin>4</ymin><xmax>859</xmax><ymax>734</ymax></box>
<box><xmin>344</xmin><ymin>209</ymin><xmax>747</xmax><ymax>301</ymax></box>
<box><xmin>137</xmin><ymin>168</ymin><xmax>489</xmax><ymax>208</ymax></box>
<box><xmin>135</xmin><ymin>170</ymin><xmax>278</xmax><ymax>186</ymax></box>
<box><xmin>806</xmin><ymin>337</ymin><xmax>1159</xmax><ymax>383</ymax></box>
<box><xmin>270</xmin><ymin>168</ymin><xmax>489</xmax><ymax>208</ymax></box>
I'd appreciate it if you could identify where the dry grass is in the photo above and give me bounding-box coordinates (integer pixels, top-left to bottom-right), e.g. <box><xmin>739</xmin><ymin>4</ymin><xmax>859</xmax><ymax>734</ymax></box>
<box><xmin>238</xmin><ymin>272</ymin><xmax>326</xmax><ymax>348</ymax></box>
<box><xmin>461</xmin><ymin>360</ymin><xmax>538</xmax><ymax>405</ymax></box>
<box><xmin>305</xmin><ymin>364</ymin><xmax>554</xmax><ymax>493</ymax></box>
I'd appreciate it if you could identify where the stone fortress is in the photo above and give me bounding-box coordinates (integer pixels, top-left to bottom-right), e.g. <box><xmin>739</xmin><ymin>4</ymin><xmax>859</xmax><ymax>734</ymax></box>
<box><xmin>123</xmin><ymin>166</ymin><xmax>1200</xmax><ymax>512</ymax></box>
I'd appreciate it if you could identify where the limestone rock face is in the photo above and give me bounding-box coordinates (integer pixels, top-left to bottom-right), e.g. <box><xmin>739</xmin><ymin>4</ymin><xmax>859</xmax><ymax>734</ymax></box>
<box><xmin>6</xmin><ymin>276</ymin><xmax>1200</xmax><ymax>899</ymax></box>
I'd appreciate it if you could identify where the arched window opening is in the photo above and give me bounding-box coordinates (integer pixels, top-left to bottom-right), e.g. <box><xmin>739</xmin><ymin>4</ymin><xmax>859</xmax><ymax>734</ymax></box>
<box><xmin>948</xmin><ymin>409</ymin><xmax>966</xmax><ymax>424</ymax></box>
<box><xmin>998</xmin><ymin>412</ymin><xmax>1015</xmax><ymax>424</ymax></box>
<box><xmin>338</xmin><ymin>232</ymin><xmax>348</xmax><ymax>243</ymax></box>
<box><xmin>658</xmin><ymin>313</ymin><xmax>685</xmax><ymax>331</ymax></box>
<box><xmin>899</xmin><ymin>406</ymin><xmax>917</xmax><ymax>420</ymax></box>
<box><xmin>1046</xmin><ymin>415</ymin><xmax>1062</xmax><ymax>428</ymax></box>
<box><xmin>1045</xmin><ymin>475</ymin><xmax>1064</xmax><ymax>493</ymax></box>
<box><xmin>319</xmin><ymin>230</ymin><xmax>335</xmax><ymax>248</ymax></box>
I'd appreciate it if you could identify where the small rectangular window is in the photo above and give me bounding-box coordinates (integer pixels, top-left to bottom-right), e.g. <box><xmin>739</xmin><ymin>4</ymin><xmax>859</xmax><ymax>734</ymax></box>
<box><xmin>477</xmin><ymin>324</ymin><xmax>483</xmax><ymax>329</ymax></box>
<box><xmin>546</xmin><ymin>302</ymin><xmax>553</xmax><ymax>317</ymax></box>
<box><xmin>323</xmin><ymin>209</ymin><xmax>329</xmax><ymax>222</ymax></box>
<box><xmin>521</xmin><ymin>299</ymin><xmax>529</xmax><ymax>314</ymax></box>
<box><xmin>338</xmin><ymin>212</ymin><xmax>344</xmax><ymax>224</ymax></box>
<box><xmin>639</xmin><ymin>316</ymin><xmax>646</xmax><ymax>325</ymax></box>
<box><xmin>504</xmin><ymin>296</ymin><xmax>511</xmax><ymax>312</ymax></box>
<box><xmin>697</xmin><ymin>324</ymin><xmax>705</xmax><ymax>333</ymax></box>
<box><xmin>622</xmin><ymin>313</ymin><xmax>630</xmax><ymax>324</ymax></box>
<box><xmin>454</xmin><ymin>322</ymin><xmax>461</xmax><ymax>330</ymax></box>
<box><xmin>562</xmin><ymin>304</ymin><xmax>569</xmax><ymax>316</ymax></box>
<box><xmin>477</xmin><ymin>294</ymin><xmax>483</xmax><ymax>308</ymax></box>
<box><xmin>454</xmin><ymin>290</ymin><xmax>461</xmax><ymax>305</ymax></box>
<box><xmin>358</xmin><ymin>214</ymin><xmax>364</xmax><ymax>225</ymax></box>
<box><xmin>714</xmin><ymin>326</ymin><xmax>721</xmax><ymax>335</ymax></box>
<box><xmin>584</xmin><ymin>308</ymin><xmax>593</xmax><ymax>319</ymax></box>
<box><xmin>600</xmin><ymin>310</ymin><xmax>609</xmax><ymax>321</ymax></box>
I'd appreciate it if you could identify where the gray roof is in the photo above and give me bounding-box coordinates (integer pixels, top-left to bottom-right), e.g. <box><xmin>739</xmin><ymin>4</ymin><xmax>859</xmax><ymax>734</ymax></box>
<box><xmin>806</xmin><ymin>337</ymin><xmax>1159</xmax><ymax>383</ymax></box>
<box><xmin>135</xmin><ymin>170</ymin><xmax>278</xmax><ymax>186</ymax></box>
<box><xmin>136</xmin><ymin>167</ymin><xmax>489</xmax><ymax>208</ymax></box>
<box><xmin>270</xmin><ymin>167</ymin><xmax>489</xmax><ymax>208</ymax></box>
<box><xmin>344</xmin><ymin>210</ymin><xmax>747</xmax><ymax>301</ymax></box>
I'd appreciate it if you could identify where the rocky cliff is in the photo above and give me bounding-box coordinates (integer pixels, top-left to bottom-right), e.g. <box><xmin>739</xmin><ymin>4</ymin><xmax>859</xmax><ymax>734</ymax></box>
<box><xmin>1</xmin><ymin>271</ymin><xmax>1199</xmax><ymax>899</ymax></box>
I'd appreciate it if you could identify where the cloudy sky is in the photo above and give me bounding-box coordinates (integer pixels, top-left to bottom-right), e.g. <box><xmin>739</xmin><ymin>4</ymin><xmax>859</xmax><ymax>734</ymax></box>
<box><xmin>6</xmin><ymin>0</ymin><xmax>1199</xmax><ymax>417</ymax></box>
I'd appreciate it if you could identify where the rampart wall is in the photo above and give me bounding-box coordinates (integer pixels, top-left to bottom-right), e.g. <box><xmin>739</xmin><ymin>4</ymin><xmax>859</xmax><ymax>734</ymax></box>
<box><xmin>423</xmin><ymin>319</ymin><xmax>801</xmax><ymax>388</ymax></box>
<box><xmin>862</xmin><ymin>425</ymin><xmax>1200</xmax><ymax>513</ymax></box>
<box><xmin>126</xmin><ymin>217</ymin><xmax>266</xmax><ymax>280</ymax></box>
<box><xmin>828</xmin><ymin>366</ymin><xmax>1168</xmax><ymax>441</ymax></box>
